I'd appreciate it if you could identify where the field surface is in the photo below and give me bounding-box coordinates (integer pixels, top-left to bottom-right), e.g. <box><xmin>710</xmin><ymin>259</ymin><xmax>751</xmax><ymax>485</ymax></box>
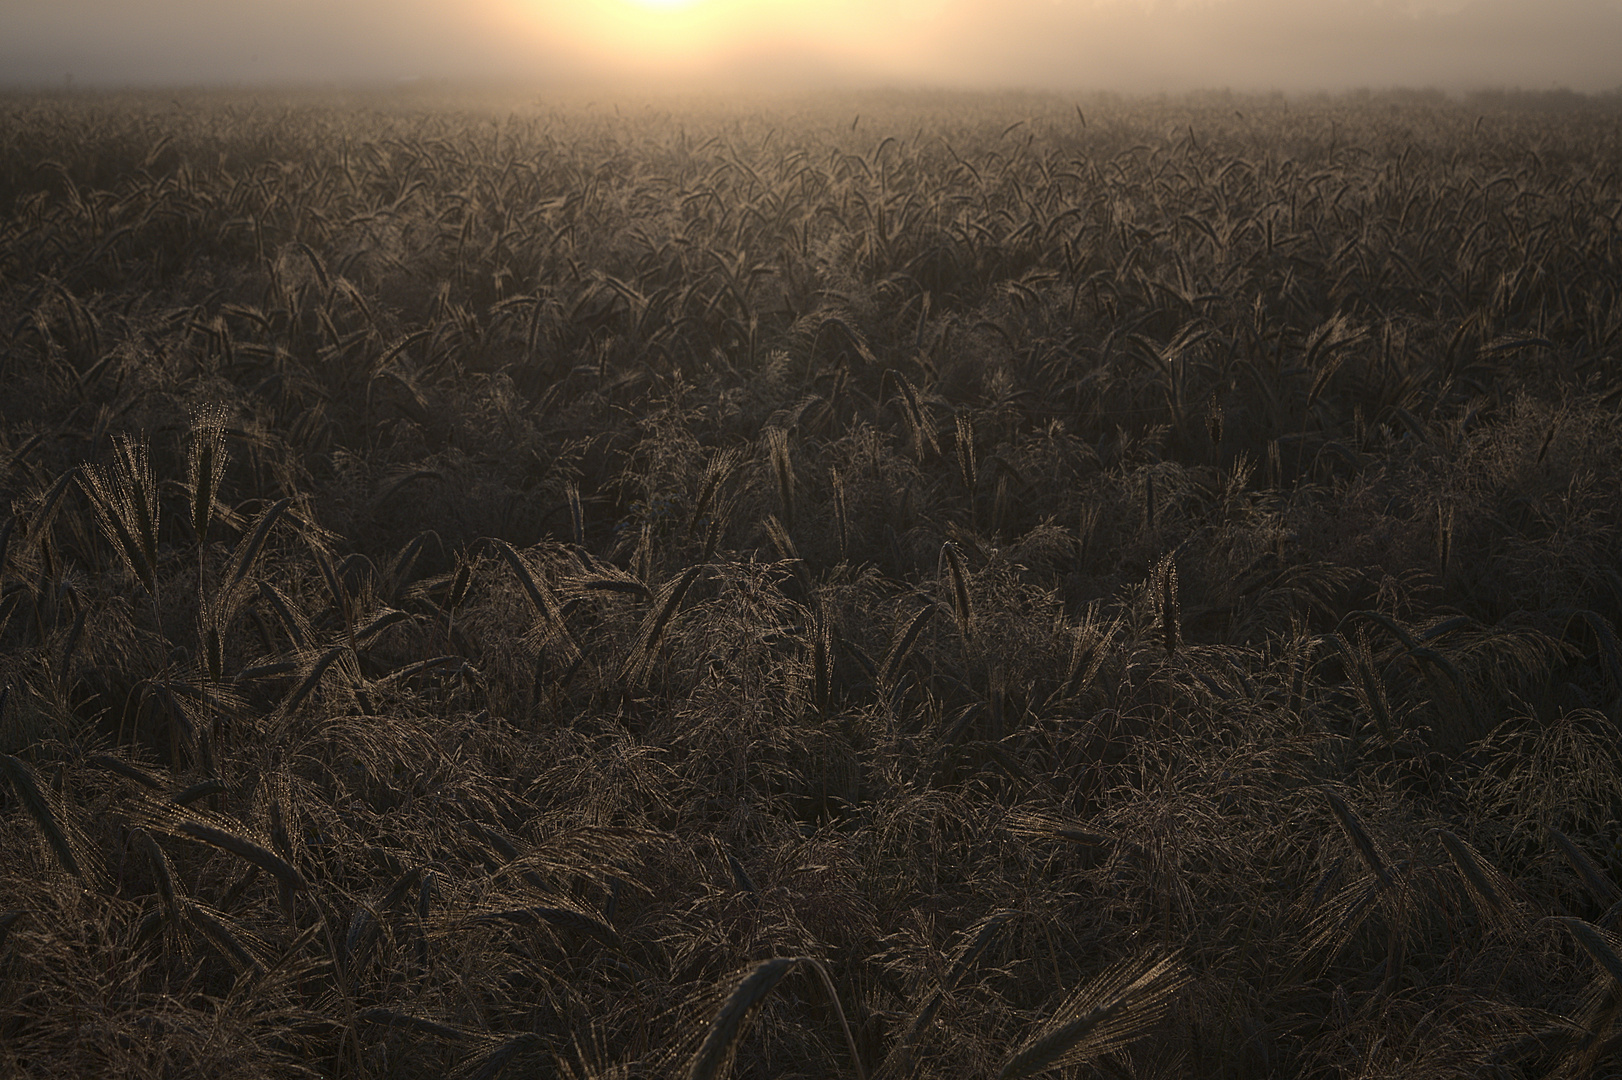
<box><xmin>3</xmin><ymin>87</ymin><xmax>1622</xmax><ymax>1078</ymax></box>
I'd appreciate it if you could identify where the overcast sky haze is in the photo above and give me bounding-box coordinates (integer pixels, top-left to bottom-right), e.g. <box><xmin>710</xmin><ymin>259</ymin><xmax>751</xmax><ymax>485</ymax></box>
<box><xmin>3</xmin><ymin>0</ymin><xmax>1621</xmax><ymax>95</ymax></box>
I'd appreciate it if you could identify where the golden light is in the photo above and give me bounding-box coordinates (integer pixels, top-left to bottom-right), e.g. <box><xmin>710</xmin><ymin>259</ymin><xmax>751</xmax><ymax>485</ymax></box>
<box><xmin>521</xmin><ymin>0</ymin><xmax>749</xmax><ymax>76</ymax></box>
<box><xmin>502</xmin><ymin>0</ymin><xmax>959</xmax><ymax>84</ymax></box>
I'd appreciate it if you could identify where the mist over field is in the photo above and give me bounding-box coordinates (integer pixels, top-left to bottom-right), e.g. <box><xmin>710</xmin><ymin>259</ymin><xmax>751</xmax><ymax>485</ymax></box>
<box><xmin>3</xmin><ymin>0</ymin><xmax>1621</xmax><ymax>94</ymax></box>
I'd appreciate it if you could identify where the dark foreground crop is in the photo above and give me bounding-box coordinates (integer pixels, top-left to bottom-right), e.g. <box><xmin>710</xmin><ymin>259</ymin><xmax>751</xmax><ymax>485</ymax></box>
<box><xmin>2</xmin><ymin>85</ymin><xmax>1622</xmax><ymax>1078</ymax></box>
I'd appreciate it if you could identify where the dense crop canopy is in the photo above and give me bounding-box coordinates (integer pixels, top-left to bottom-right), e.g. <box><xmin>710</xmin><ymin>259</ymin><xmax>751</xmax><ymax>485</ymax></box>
<box><xmin>1</xmin><ymin>86</ymin><xmax>1622</xmax><ymax>1078</ymax></box>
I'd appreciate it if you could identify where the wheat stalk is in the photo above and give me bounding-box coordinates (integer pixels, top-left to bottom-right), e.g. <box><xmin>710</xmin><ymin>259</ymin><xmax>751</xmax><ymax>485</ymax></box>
<box><xmin>1549</xmin><ymin>828</ymin><xmax>1622</xmax><ymax>907</ymax></box>
<box><xmin>942</xmin><ymin>541</ymin><xmax>973</xmax><ymax>643</ymax></box>
<box><xmin>188</xmin><ymin>404</ymin><xmax>229</xmax><ymax>543</ymax></box>
<box><xmin>620</xmin><ymin>564</ymin><xmax>703</xmax><ymax>687</ymax></box>
<box><xmin>999</xmin><ymin>953</ymin><xmax>1191</xmax><ymax>1079</ymax></box>
<box><xmin>1555</xmin><ymin>918</ymin><xmax>1622</xmax><ymax>988</ymax></box>
<box><xmin>0</xmin><ymin>752</ymin><xmax>89</xmax><ymax>881</ymax></box>
<box><xmin>1436</xmin><ymin>829</ymin><xmax>1525</xmax><ymax>933</ymax></box>
<box><xmin>765</xmin><ymin>428</ymin><xmax>796</xmax><ymax>532</ymax></box>
<box><xmin>688</xmin><ymin>956</ymin><xmax>798</xmax><ymax>1080</ymax></box>
<box><xmin>880</xmin><ymin>603</ymin><xmax>936</xmax><ymax>693</ymax></box>
<box><xmin>1324</xmin><ymin>789</ymin><xmax>1393</xmax><ymax>889</ymax></box>
<box><xmin>80</xmin><ymin>434</ymin><xmax>159</xmax><ymax>595</ymax></box>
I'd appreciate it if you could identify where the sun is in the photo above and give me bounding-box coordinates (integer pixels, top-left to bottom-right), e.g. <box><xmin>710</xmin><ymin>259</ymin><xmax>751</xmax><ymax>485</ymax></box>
<box><xmin>518</xmin><ymin>0</ymin><xmax>752</xmax><ymax>76</ymax></box>
<box><xmin>508</xmin><ymin>0</ymin><xmax>940</xmax><ymax>83</ymax></box>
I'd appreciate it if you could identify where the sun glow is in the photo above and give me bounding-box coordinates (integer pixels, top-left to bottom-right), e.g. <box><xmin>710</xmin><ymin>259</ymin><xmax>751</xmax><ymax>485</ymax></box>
<box><xmin>507</xmin><ymin>0</ymin><xmax>957</xmax><ymax>85</ymax></box>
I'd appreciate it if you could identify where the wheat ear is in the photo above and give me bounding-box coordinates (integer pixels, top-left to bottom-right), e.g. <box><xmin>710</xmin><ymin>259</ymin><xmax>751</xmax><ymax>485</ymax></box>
<box><xmin>1324</xmin><ymin>789</ymin><xmax>1393</xmax><ymax>889</ymax></box>
<box><xmin>999</xmin><ymin>953</ymin><xmax>1191</xmax><ymax>1079</ymax></box>
<box><xmin>0</xmin><ymin>753</ymin><xmax>87</xmax><ymax>881</ymax></box>
<box><xmin>188</xmin><ymin>404</ymin><xmax>229</xmax><ymax>542</ymax></box>
<box><xmin>688</xmin><ymin>956</ymin><xmax>798</xmax><ymax>1080</ymax></box>
<box><xmin>1555</xmin><ymin>918</ymin><xmax>1622</xmax><ymax>988</ymax></box>
<box><xmin>620</xmin><ymin>564</ymin><xmax>703</xmax><ymax>687</ymax></box>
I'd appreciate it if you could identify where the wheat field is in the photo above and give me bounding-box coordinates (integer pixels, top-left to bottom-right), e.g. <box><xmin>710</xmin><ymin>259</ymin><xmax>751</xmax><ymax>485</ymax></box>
<box><xmin>2</xmin><ymin>84</ymin><xmax>1622</xmax><ymax>1078</ymax></box>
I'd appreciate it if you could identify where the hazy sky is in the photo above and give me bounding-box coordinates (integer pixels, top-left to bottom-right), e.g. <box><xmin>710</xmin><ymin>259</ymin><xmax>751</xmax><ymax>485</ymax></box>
<box><xmin>2</xmin><ymin>0</ymin><xmax>1620</xmax><ymax>94</ymax></box>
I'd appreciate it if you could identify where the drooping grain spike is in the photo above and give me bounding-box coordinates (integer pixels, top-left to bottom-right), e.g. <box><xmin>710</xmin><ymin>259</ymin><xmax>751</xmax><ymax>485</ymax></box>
<box><xmin>765</xmin><ymin>427</ymin><xmax>796</xmax><ymax>533</ymax></box>
<box><xmin>226</xmin><ymin>497</ymin><xmax>292</xmax><ymax>595</ymax></box>
<box><xmin>621</xmin><ymin>563</ymin><xmax>703</xmax><ymax>686</ymax></box>
<box><xmin>131</xmin><ymin>828</ymin><xmax>183</xmax><ymax>932</ymax></box>
<box><xmin>880</xmin><ymin>603</ymin><xmax>936</xmax><ymax>691</ymax></box>
<box><xmin>184</xmin><ymin>901</ymin><xmax>261</xmax><ymax>972</ymax></box>
<box><xmin>999</xmin><ymin>953</ymin><xmax>1191</xmax><ymax>1079</ymax></box>
<box><xmin>176</xmin><ymin>819</ymin><xmax>307</xmax><ymax>893</ymax></box>
<box><xmin>277</xmin><ymin>645</ymin><xmax>349</xmax><ymax>717</ymax></box>
<box><xmin>1556</xmin><ymin>918</ymin><xmax>1622</xmax><ymax>989</ymax></box>
<box><xmin>88</xmin><ymin>753</ymin><xmax>164</xmax><ymax>789</ymax></box>
<box><xmin>1549</xmin><ymin>829</ymin><xmax>1622</xmax><ymax>906</ymax></box>
<box><xmin>1325</xmin><ymin>790</ymin><xmax>1393</xmax><ymax>890</ymax></box>
<box><xmin>493</xmin><ymin>540</ymin><xmax>577</xmax><ymax>658</ymax></box>
<box><xmin>688</xmin><ymin>957</ymin><xmax>799</xmax><ymax>1080</ymax></box>
<box><xmin>942</xmin><ymin>541</ymin><xmax>973</xmax><ymax>642</ymax></box>
<box><xmin>188</xmin><ymin>403</ymin><xmax>229</xmax><ymax>542</ymax></box>
<box><xmin>1436</xmin><ymin>829</ymin><xmax>1523</xmax><ymax>932</ymax></box>
<box><xmin>954</xmin><ymin>413</ymin><xmax>977</xmax><ymax>493</ymax></box>
<box><xmin>0</xmin><ymin>753</ymin><xmax>87</xmax><ymax>881</ymax></box>
<box><xmin>688</xmin><ymin>447</ymin><xmax>742</xmax><ymax>539</ymax></box>
<box><xmin>1158</xmin><ymin>555</ymin><xmax>1180</xmax><ymax>656</ymax></box>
